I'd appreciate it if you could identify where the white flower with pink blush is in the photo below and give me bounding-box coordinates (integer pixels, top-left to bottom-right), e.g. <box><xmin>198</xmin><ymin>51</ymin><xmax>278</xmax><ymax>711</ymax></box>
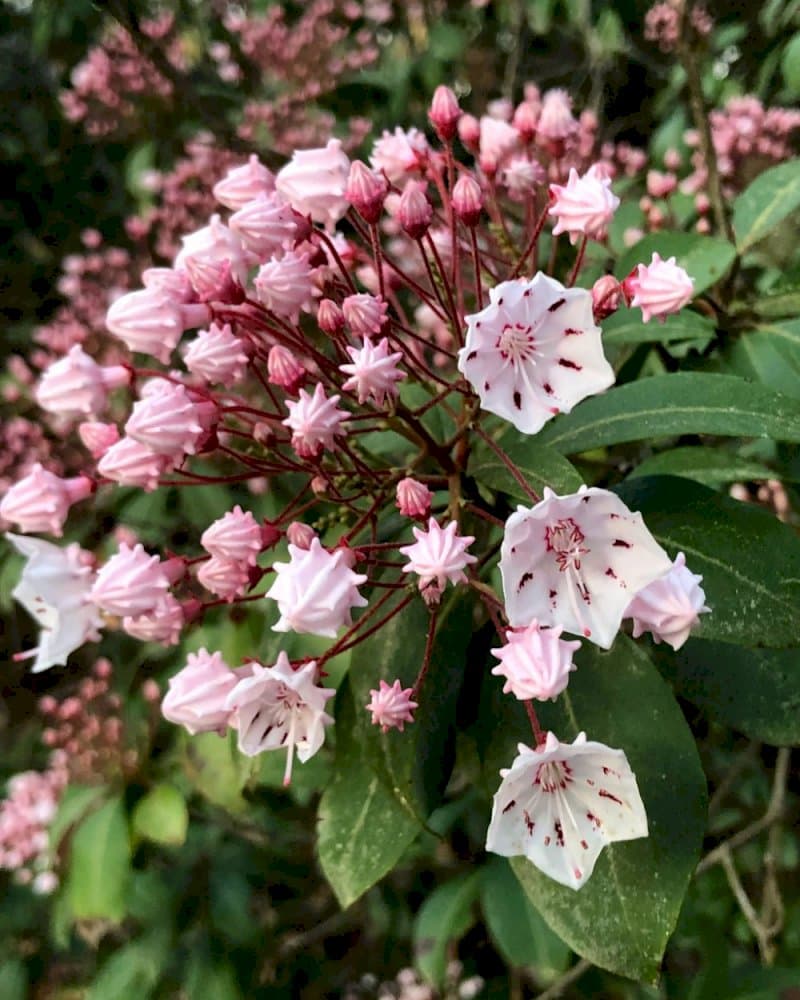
<box><xmin>457</xmin><ymin>273</ymin><xmax>615</xmax><ymax>435</ymax></box>
<box><xmin>282</xmin><ymin>383</ymin><xmax>348</xmax><ymax>458</ymax></box>
<box><xmin>275</xmin><ymin>139</ymin><xmax>351</xmax><ymax>228</ymax></box>
<box><xmin>491</xmin><ymin>622</ymin><xmax>580</xmax><ymax>701</ymax></box>
<box><xmin>6</xmin><ymin>533</ymin><xmax>104</xmax><ymax>673</ymax></box>
<box><xmin>35</xmin><ymin>345</ymin><xmax>130</xmax><ymax>419</ymax></box>
<box><xmin>125</xmin><ymin>382</ymin><xmax>214</xmax><ymax>463</ymax></box>
<box><xmin>225</xmin><ymin>653</ymin><xmax>334</xmax><ymax>784</ymax></box>
<box><xmin>500</xmin><ymin>487</ymin><xmax>673</xmax><ymax>649</ymax></box>
<box><xmin>549</xmin><ymin>165</ymin><xmax>620</xmax><ymax>244</ymax></box>
<box><xmin>365</xmin><ymin>680</ymin><xmax>418</xmax><ymax>733</ymax></box>
<box><xmin>266</xmin><ymin>538</ymin><xmax>367</xmax><ymax>637</ymax></box>
<box><xmin>183</xmin><ymin>323</ymin><xmax>249</xmax><ymax>387</ymax></box>
<box><xmin>90</xmin><ymin>543</ymin><xmax>181</xmax><ymax>619</ymax></box>
<box><xmin>229</xmin><ymin>192</ymin><xmax>298</xmax><ymax>259</ymax></box>
<box><xmin>213</xmin><ymin>154</ymin><xmax>275</xmax><ymax>210</ymax></box>
<box><xmin>370</xmin><ymin>127</ymin><xmax>428</xmax><ymax>183</ymax></box>
<box><xmin>201</xmin><ymin>505</ymin><xmax>263</xmax><ymax>566</ymax></box>
<box><xmin>254</xmin><ymin>249</ymin><xmax>316</xmax><ymax>323</ymax></box>
<box><xmin>340</xmin><ymin>338</ymin><xmax>406</xmax><ymax>406</ymax></box>
<box><xmin>105</xmin><ymin>287</ymin><xmax>209</xmax><ymax>363</ymax></box>
<box><xmin>161</xmin><ymin>648</ymin><xmax>242</xmax><ymax>735</ymax></box>
<box><xmin>399</xmin><ymin>518</ymin><xmax>476</xmax><ymax>594</ymax></box>
<box><xmin>625</xmin><ymin>552</ymin><xmax>710</xmax><ymax>650</ymax></box>
<box><xmin>0</xmin><ymin>465</ymin><xmax>93</xmax><ymax>537</ymax></box>
<box><xmin>486</xmin><ymin>732</ymin><xmax>648</xmax><ymax>890</ymax></box>
<box><xmin>624</xmin><ymin>252</ymin><xmax>694</xmax><ymax>323</ymax></box>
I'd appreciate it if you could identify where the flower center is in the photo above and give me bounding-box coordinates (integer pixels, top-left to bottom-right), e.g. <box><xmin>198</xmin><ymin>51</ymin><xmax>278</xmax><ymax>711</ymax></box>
<box><xmin>534</xmin><ymin>759</ymin><xmax>573</xmax><ymax>793</ymax></box>
<box><xmin>545</xmin><ymin>518</ymin><xmax>589</xmax><ymax>573</ymax></box>
<box><xmin>497</xmin><ymin>323</ymin><xmax>536</xmax><ymax>364</ymax></box>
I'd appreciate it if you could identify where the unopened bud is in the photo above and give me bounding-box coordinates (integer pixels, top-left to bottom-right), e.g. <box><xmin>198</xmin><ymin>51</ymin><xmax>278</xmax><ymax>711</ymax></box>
<box><xmin>452</xmin><ymin>175</ymin><xmax>484</xmax><ymax>227</ymax></box>
<box><xmin>398</xmin><ymin>180</ymin><xmax>433</xmax><ymax>239</ymax></box>
<box><xmin>345</xmin><ymin>161</ymin><xmax>388</xmax><ymax>224</ymax></box>
<box><xmin>428</xmin><ymin>85</ymin><xmax>461</xmax><ymax>142</ymax></box>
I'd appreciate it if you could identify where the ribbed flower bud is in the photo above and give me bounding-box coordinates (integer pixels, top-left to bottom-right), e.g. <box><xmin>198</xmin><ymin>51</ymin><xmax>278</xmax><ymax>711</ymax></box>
<box><xmin>341</xmin><ymin>293</ymin><xmax>388</xmax><ymax>338</ymax></box>
<box><xmin>397</xmin><ymin>180</ymin><xmax>433</xmax><ymax>239</ymax></box>
<box><xmin>213</xmin><ymin>154</ymin><xmax>275</xmax><ymax>210</ymax></box>
<box><xmin>0</xmin><ymin>465</ymin><xmax>93</xmax><ymax>537</ymax></box>
<box><xmin>428</xmin><ymin>85</ymin><xmax>461</xmax><ymax>141</ymax></box>
<box><xmin>78</xmin><ymin>421</ymin><xmax>120</xmax><ymax>459</ymax></box>
<box><xmin>396</xmin><ymin>477</ymin><xmax>432</xmax><ymax>519</ymax></box>
<box><xmin>106</xmin><ymin>289</ymin><xmax>209</xmax><ymax>364</ymax></box>
<box><xmin>267</xmin><ymin>345</ymin><xmax>305</xmax><ymax>393</ymax></box>
<box><xmin>452</xmin><ymin>175</ymin><xmax>484</xmax><ymax>227</ymax></box>
<box><xmin>317</xmin><ymin>298</ymin><xmax>346</xmax><ymax>336</ymax></box>
<box><xmin>345</xmin><ymin>160</ymin><xmax>388</xmax><ymax>225</ymax></box>
<box><xmin>35</xmin><ymin>346</ymin><xmax>130</xmax><ymax>419</ymax></box>
<box><xmin>286</xmin><ymin>521</ymin><xmax>316</xmax><ymax>549</ymax></box>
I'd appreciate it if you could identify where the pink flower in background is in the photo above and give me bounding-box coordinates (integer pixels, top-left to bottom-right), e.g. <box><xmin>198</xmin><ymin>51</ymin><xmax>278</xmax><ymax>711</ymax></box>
<box><xmin>162</xmin><ymin>648</ymin><xmax>241</xmax><ymax>734</ymax></box>
<box><xmin>537</xmin><ymin>88</ymin><xmax>578</xmax><ymax>143</ymax></box>
<box><xmin>366</xmin><ymin>680</ymin><xmax>418</xmax><ymax>733</ymax></box>
<box><xmin>500</xmin><ymin>487</ymin><xmax>673</xmax><ymax>648</ymax></box>
<box><xmin>626</xmin><ymin>552</ymin><xmax>710</xmax><ymax>649</ymax></box>
<box><xmin>491</xmin><ymin>622</ymin><xmax>580</xmax><ymax>701</ymax></box>
<box><xmin>370</xmin><ymin>127</ymin><xmax>428</xmax><ymax>183</ymax></box>
<box><xmin>225</xmin><ymin>654</ymin><xmax>334</xmax><ymax>783</ymax></box>
<box><xmin>267</xmin><ymin>538</ymin><xmax>367</xmax><ymax>637</ymax></box>
<box><xmin>457</xmin><ymin>274</ymin><xmax>614</xmax><ymax>434</ymax></box>
<box><xmin>345</xmin><ymin>160</ymin><xmax>388</xmax><ymax>224</ymax></box>
<box><xmin>486</xmin><ymin>732</ymin><xmax>648</xmax><ymax>889</ymax></box>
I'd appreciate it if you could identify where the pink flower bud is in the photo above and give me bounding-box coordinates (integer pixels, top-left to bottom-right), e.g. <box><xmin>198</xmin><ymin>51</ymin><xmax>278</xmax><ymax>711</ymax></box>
<box><xmin>35</xmin><ymin>345</ymin><xmax>130</xmax><ymax>419</ymax></box>
<box><xmin>106</xmin><ymin>289</ymin><xmax>210</xmax><ymax>364</ymax></box>
<box><xmin>341</xmin><ymin>293</ymin><xmax>388</xmax><ymax>338</ymax></box>
<box><xmin>183</xmin><ymin>322</ymin><xmax>249</xmax><ymax>387</ymax></box>
<box><xmin>141</xmin><ymin>267</ymin><xmax>194</xmax><ymax>303</ymax></box>
<box><xmin>695</xmin><ymin>192</ymin><xmax>711</xmax><ymax>215</ymax></box>
<box><xmin>512</xmin><ymin>98</ymin><xmax>540</xmax><ymax>141</ymax></box>
<box><xmin>283</xmin><ymin>383</ymin><xmax>348</xmax><ymax>458</ymax></box>
<box><xmin>365</xmin><ymin>679</ymin><xmax>418</xmax><ymax>733</ymax></box>
<box><xmin>123</xmin><ymin>594</ymin><xmax>184</xmax><ymax>646</ymax></box>
<box><xmin>254</xmin><ymin>250</ymin><xmax>316</xmax><ymax>322</ymax></box>
<box><xmin>549</xmin><ymin>165</ymin><xmax>620</xmax><ymax>244</ymax></box>
<box><xmin>287</xmin><ymin>521</ymin><xmax>316</xmax><ymax>549</ymax></box>
<box><xmin>229</xmin><ymin>192</ymin><xmax>298</xmax><ymax>259</ymax></box>
<box><xmin>479</xmin><ymin>116</ymin><xmax>519</xmax><ymax>173</ymax></box>
<box><xmin>97</xmin><ymin>436</ymin><xmax>171</xmax><ymax>492</ymax></box>
<box><xmin>141</xmin><ymin>679</ymin><xmax>161</xmax><ymax>702</ymax></box>
<box><xmin>591</xmin><ymin>275</ymin><xmax>623</xmax><ymax>320</ymax></box>
<box><xmin>500</xmin><ymin>156</ymin><xmax>545</xmax><ymax>201</ymax></box>
<box><xmin>213</xmin><ymin>154</ymin><xmax>275</xmax><ymax>210</ymax></box>
<box><xmin>452</xmin><ymin>175</ymin><xmax>484</xmax><ymax>227</ymax></box>
<box><xmin>275</xmin><ymin>139</ymin><xmax>351</xmax><ymax>228</ymax></box>
<box><xmin>267</xmin><ymin>344</ymin><xmax>305</xmax><ymax>393</ymax></box>
<box><xmin>457</xmin><ymin>114</ymin><xmax>481</xmax><ymax>151</ymax></box>
<box><xmin>397</xmin><ymin>180</ymin><xmax>433</xmax><ymax>239</ymax></box>
<box><xmin>623</xmin><ymin>252</ymin><xmax>694</xmax><ymax>323</ymax></box>
<box><xmin>626</xmin><ymin>552</ymin><xmax>709</xmax><ymax>650</ymax></box>
<box><xmin>537</xmin><ymin>88</ymin><xmax>578</xmax><ymax>144</ymax></box>
<box><xmin>201</xmin><ymin>505</ymin><xmax>263</xmax><ymax>565</ymax></box>
<box><xmin>646</xmin><ymin>170</ymin><xmax>677</xmax><ymax>199</ymax></box>
<box><xmin>396</xmin><ymin>477</ymin><xmax>432</xmax><ymax>519</ymax></box>
<box><xmin>0</xmin><ymin>465</ymin><xmax>93</xmax><ymax>536</ymax></box>
<box><xmin>90</xmin><ymin>543</ymin><xmax>173</xmax><ymax>618</ymax></box>
<box><xmin>196</xmin><ymin>554</ymin><xmax>251</xmax><ymax>601</ymax></box>
<box><xmin>174</xmin><ymin>215</ymin><xmax>253</xmax><ymax>294</ymax></box>
<box><xmin>317</xmin><ymin>298</ymin><xmax>345</xmax><ymax>336</ymax></box>
<box><xmin>345</xmin><ymin>160</ymin><xmax>388</xmax><ymax>224</ymax></box>
<box><xmin>491</xmin><ymin>622</ymin><xmax>580</xmax><ymax>701</ymax></box>
<box><xmin>125</xmin><ymin>382</ymin><xmax>215</xmax><ymax>461</ymax></box>
<box><xmin>370</xmin><ymin>127</ymin><xmax>428</xmax><ymax>184</ymax></box>
<box><xmin>161</xmin><ymin>648</ymin><xmax>241</xmax><ymax>734</ymax></box>
<box><xmin>428</xmin><ymin>85</ymin><xmax>461</xmax><ymax>141</ymax></box>
<box><xmin>664</xmin><ymin>148</ymin><xmax>682</xmax><ymax>171</ymax></box>
<box><xmin>78</xmin><ymin>421</ymin><xmax>120</xmax><ymax>459</ymax></box>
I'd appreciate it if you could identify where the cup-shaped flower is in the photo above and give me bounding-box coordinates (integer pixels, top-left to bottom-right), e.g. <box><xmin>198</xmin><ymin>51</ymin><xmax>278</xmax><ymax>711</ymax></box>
<box><xmin>35</xmin><ymin>345</ymin><xmax>130</xmax><ymax>418</ymax></box>
<box><xmin>500</xmin><ymin>487</ymin><xmax>673</xmax><ymax>649</ymax></box>
<box><xmin>340</xmin><ymin>338</ymin><xmax>406</xmax><ymax>406</ymax></box>
<box><xmin>275</xmin><ymin>139</ymin><xmax>350</xmax><ymax>228</ymax></box>
<box><xmin>6</xmin><ymin>533</ymin><xmax>104</xmax><ymax>673</ymax></box>
<box><xmin>457</xmin><ymin>274</ymin><xmax>614</xmax><ymax>435</ymax></box>
<box><xmin>161</xmin><ymin>648</ymin><xmax>241</xmax><ymax>734</ymax></box>
<box><xmin>625</xmin><ymin>552</ymin><xmax>710</xmax><ymax>650</ymax></box>
<box><xmin>399</xmin><ymin>518</ymin><xmax>476</xmax><ymax>592</ymax></box>
<box><xmin>266</xmin><ymin>538</ymin><xmax>367</xmax><ymax>637</ymax></box>
<box><xmin>366</xmin><ymin>680</ymin><xmax>418</xmax><ymax>733</ymax></box>
<box><xmin>491</xmin><ymin>622</ymin><xmax>580</xmax><ymax>701</ymax></box>
<box><xmin>225</xmin><ymin>654</ymin><xmax>334</xmax><ymax>784</ymax></box>
<box><xmin>486</xmin><ymin>732</ymin><xmax>648</xmax><ymax>889</ymax></box>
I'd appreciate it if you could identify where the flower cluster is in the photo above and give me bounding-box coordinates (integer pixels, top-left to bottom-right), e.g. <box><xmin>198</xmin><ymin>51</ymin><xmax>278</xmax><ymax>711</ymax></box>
<box><xmin>4</xmin><ymin>82</ymin><xmax>707</xmax><ymax>892</ymax></box>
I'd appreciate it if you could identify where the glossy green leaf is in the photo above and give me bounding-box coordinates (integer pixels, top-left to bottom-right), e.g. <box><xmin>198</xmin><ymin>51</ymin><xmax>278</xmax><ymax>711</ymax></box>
<box><xmin>717</xmin><ymin>330</ymin><xmax>800</xmax><ymax>400</ymax></box>
<box><xmin>66</xmin><ymin>795</ymin><xmax>131</xmax><ymax>923</ymax></box>
<box><xmin>733</xmin><ymin>160</ymin><xmax>800</xmax><ymax>253</ymax></box>
<box><xmin>479</xmin><ymin>636</ymin><xmax>706</xmax><ymax>983</ymax></box>
<box><xmin>601</xmin><ymin>309</ymin><xmax>716</xmax><ymax>347</ymax></box>
<box><xmin>413</xmin><ymin>873</ymin><xmax>481</xmax><ymax>985</ymax></box>
<box><xmin>628</xmin><ymin>447</ymin><xmax>775</xmax><ymax>487</ymax></box>
<box><xmin>132</xmin><ymin>784</ymin><xmax>189</xmax><ymax>847</ymax></box>
<box><xmin>317</xmin><ymin>677</ymin><xmax>422</xmax><ymax>908</ymax></box>
<box><xmin>616</xmin><ymin>232</ymin><xmax>736</xmax><ymax>295</ymax></box>
<box><xmin>657</xmin><ymin>639</ymin><xmax>800</xmax><ymax>745</ymax></box>
<box><xmin>469</xmin><ymin>427</ymin><xmax>583</xmax><ymax>502</ymax></box>
<box><xmin>616</xmin><ymin>476</ymin><xmax>800</xmax><ymax>648</ymax></box>
<box><xmin>481</xmin><ymin>858</ymin><xmax>571</xmax><ymax>977</ymax></box>
<box><xmin>537</xmin><ymin>374</ymin><xmax>800</xmax><ymax>453</ymax></box>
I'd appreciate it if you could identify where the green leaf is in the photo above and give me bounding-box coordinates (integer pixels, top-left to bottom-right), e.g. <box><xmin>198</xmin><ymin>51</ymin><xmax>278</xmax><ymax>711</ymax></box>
<box><xmin>49</xmin><ymin>784</ymin><xmax>107</xmax><ymax>851</ymax></box>
<box><xmin>184</xmin><ymin>957</ymin><xmax>242</xmax><ymax>1000</ymax></box>
<box><xmin>752</xmin><ymin>288</ymin><xmax>800</xmax><ymax>318</ymax></box>
<box><xmin>183</xmin><ymin>731</ymin><xmax>248</xmax><ymax>813</ymax></box>
<box><xmin>615</xmin><ymin>476</ymin><xmax>800</xmax><ymax>648</ymax></box>
<box><xmin>657</xmin><ymin>639</ymin><xmax>800</xmax><ymax>745</ymax></box>
<box><xmin>616</xmin><ymin>232</ymin><xmax>736</xmax><ymax>295</ymax></box>
<box><xmin>317</xmin><ymin>678</ymin><xmax>422</xmax><ymax>908</ymax></box>
<box><xmin>628</xmin><ymin>447</ymin><xmax>775</xmax><ymax>487</ymax></box>
<box><xmin>718</xmin><ymin>330</ymin><xmax>800</xmax><ymax>399</ymax></box>
<box><xmin>781</xmin><ymin>32</ymin><xmax>800</xmax><ymax>96</ymax></box>
<box><xmin>469</xmin><ymin>427</ymin><xmax>584</xmax><ymax>501</ymax></box>
<box><xmin>481</xmin><ymin>858</ymin><xmax>571</xmax><ymax>977</ymax></box>
<box><xmin>537</xmin><ymin>374</ymin><xmax>800</xmax><ymax>453</ymax></box>
<box><xmin>601</xmin><ymin>309</ymin><xmax>716</xmax><ymax>348</ymax></box>
<box><xmin>479</xmin><ymin>636</ymin><xmax>706</xmax><ymax>983</ymax></box>
<box><xmin>87</xmin><ymin>933</ymin><xmax>169</xmax><ymax>1000</ymax></box>
<box><xmin>132</xmin><ymin>784</ymin><xmax>189</xmax><ymax>847</ymax></box>
<box><xmin>413</xmin><ymin>873</ymin><xmax>481</xmax><ymax>986</ymax></box>
<box><xmin>66</xmin><ymin>795</ymin><xmax>131</xmax><ymax>923</ymax></box>
<box><xmin>733</xmin><ymin>161</ymin><xmax>800</xmax><ymax>253</ymax></box>
<box><xmin>0</xmin><ymin>959</ymin><xmax>27</xmax><ymax>1000</ymax></box>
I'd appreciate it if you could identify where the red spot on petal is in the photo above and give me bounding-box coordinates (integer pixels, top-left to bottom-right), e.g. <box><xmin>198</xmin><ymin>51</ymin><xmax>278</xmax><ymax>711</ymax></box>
<box><xmin>580</xmin><ymin>839</ymin><xmax>588</xmax><ymax>850</ymax></box>
<box><xmin>599</xmin><ymin>788</ymin><xmax>623</xmax><ymax>805</ymax></box>
<box><xmin>564</xmin><ymin>327</ymin><xmax>582</xmax><ymax>335</ymax></box>
<box><xmin>502</xmin><ymin>798</ymin><xmax>516</xmax><ymax>813</ymax></box>
<box><xmin>548</xmin><ymin>297</ymin><xmax>566</xmax><ymax>312</ymax></box>
<box><xmin>612</xmin><ymin>539</ymin><xmax>631</xmax><ymax>548</ymax></box>
<box><xmin>583</xmin><ymin>628</ymin><xmax>591</xmax><ymax>637</ymax></box>
<box><xmin>558</xmin><ymin>358</ymin><xmax>582</xmax><ymax>370</ymax></box>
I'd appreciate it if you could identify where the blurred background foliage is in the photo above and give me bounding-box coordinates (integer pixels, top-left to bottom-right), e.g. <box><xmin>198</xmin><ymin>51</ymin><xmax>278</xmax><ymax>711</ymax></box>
<box><xmin>2</xmin><ymin>1</ymin><xmax>800</xmax><ymax>997</ymax></box>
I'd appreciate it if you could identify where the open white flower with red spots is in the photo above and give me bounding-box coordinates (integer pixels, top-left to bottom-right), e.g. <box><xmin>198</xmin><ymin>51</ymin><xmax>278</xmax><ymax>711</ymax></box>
<box><xmin>485</xmin><ymin>732</ymin><xmax>648</xmax><ymax>890</ymax></box>
<box><xmin>457</xmin><ymin>274</ymin><xmax>614</xmax><ymax>435</ymax></box>
<box><xmin>500</xmin><ymin>486</ymin><xmax>673</xmax><ymax>649</ymax></box>
<box><xmin>626</xmin><ymin>551</ymin><xmax>710</xmax><ymax>650</ymax></box>
<box><xmin>225</xmin><ymin>653</ymin><xmax>334</xmax><ymax>785</ymax></box>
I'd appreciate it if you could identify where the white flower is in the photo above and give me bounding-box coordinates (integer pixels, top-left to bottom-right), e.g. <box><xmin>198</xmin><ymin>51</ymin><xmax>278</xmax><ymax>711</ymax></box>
<box><xmin>626</xmin><ymin>552</ymin><xmax>710</xmax><ymax>650</ymax></box>
<box><xmin>500</xmin><ymin>487</ymin><xmax>673</xmax><ymax>649</ymax></box>
<box><xmin>266</xmin><ymin>538</ymin><xmax>367</xmax><ymax>637</ymax></box>
<box><xmin>5</xmin><ymin>533</ymin><xmax>104</xmax><ymax>673</ymax></box>
<box><xmin>486</xmin><ymin>732</ymin><xmax>648</xmax><ymax>890</ymax></box>
<box><xmin>457</xmin><ymin>274</ymin><xmax>614</xmax><ymax>435</ymax></box>
<box><xmin>225</xmin><ymin>653</ymin><xmax>334</xmax><ymax>784</ymax></box>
